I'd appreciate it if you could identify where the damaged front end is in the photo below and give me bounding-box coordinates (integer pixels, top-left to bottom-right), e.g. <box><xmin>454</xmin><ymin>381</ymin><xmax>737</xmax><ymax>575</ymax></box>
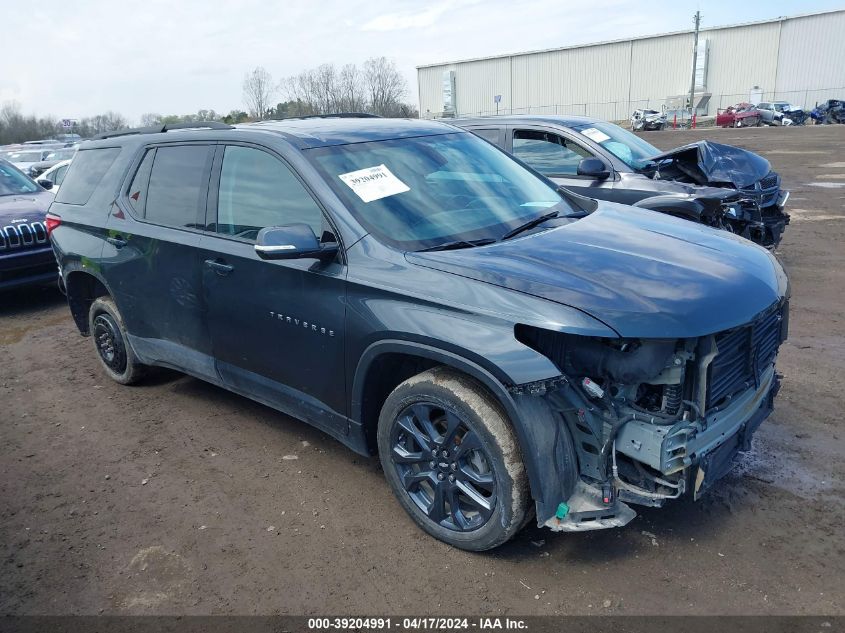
<box><xmin>720</xmin><ymin>193</ymin><xmax>790</xmax><ymax>248</ymax></box>
<box><xmin>648</xmin><ymin>141</ymin><xmax>790</xmax><ymax>248</ymax></box>
<box><xmin>634</xmin><ymin>188</ymin><xmax>789</xmax><ymax>248</ymax></box>
<box><xmin>512</xmin><ymin>299</ymin><xmax>788</xmax><ymax>532</ymax></box>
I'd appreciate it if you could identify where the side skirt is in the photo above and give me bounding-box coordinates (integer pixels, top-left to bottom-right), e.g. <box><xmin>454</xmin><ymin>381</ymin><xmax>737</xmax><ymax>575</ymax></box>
<box><xmin>127</xmin><ymin>335</ymin><xmax>368</xmax><ymax>456</ymax></box>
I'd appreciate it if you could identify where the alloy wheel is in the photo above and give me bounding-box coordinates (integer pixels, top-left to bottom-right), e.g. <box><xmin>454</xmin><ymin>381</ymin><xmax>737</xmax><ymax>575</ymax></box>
<box><xmin>389</xmin><ymin>402</ymin><xmax>497</xmax><ymax>532</ymax></box>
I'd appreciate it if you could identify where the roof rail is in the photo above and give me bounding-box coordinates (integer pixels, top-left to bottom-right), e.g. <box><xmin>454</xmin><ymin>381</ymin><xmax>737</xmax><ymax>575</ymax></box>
<box><xmin>272</xmin><ymin>112</ymin><xmax>382</xmax><ymax>121</ymax></box>
<box><xmin>92</xmin><ymin>121</ymin><xmax>234</xmax><ymax>140</ymax></box>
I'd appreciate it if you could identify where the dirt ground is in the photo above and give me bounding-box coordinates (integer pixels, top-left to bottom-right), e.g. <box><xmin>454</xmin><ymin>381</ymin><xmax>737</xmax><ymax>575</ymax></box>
<box><xmin>1</xmin><ymin>125</ymin><xmax>844</xmax><ymax>616</ymax></box>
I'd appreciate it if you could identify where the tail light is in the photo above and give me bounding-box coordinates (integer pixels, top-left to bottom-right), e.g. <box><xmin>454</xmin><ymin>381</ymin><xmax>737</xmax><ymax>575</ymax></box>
<box><xmin>45</xmin><ymin>213</ymin><xmax>61</xmax><ymax>235</ymax></box>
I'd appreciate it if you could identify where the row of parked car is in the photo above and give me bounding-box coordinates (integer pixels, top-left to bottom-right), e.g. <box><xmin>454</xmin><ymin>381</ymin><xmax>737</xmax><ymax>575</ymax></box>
<box><xmin>4</xmin><ymin>114</ymin><xmax>791</xmax><ymax>550</ymax></box>
<box><xmin>631</xmin><ymin>98</ymin><xmax>845</xmax><ymax>130</ymax></box>
<box><xmin>1</xmin><ymin>139</ymin><xmax>76</xmax><ymax>182</ymax></box>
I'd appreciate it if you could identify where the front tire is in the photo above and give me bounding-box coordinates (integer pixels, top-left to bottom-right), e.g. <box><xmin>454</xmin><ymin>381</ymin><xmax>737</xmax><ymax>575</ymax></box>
<box><xmin>88</xmin><ymin>296</ymin><xmax>147</xmax><ymax>385</ymax></box>
<box><xmin>377</xmin><ymin>367</ymin><xmax>530</xmax><ymax>551</ymax></box>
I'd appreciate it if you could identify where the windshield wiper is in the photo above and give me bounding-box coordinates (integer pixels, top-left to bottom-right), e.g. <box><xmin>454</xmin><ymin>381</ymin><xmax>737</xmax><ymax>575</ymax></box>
<box><xmin>417</xmin><ymin>238</ymin><xmax>497</xmax><ymax>252</ymax></box>
<box><xmin>500</xmin><ymin>210</ymin><xmax>560</xmax><ymax>241</ymax></box>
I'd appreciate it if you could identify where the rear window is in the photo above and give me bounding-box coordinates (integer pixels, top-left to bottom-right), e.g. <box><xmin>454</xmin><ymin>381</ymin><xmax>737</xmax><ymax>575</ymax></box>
<box><xmin>55</xmin><ymin>148</ymin><xmax>121</xmax><ymax>205</ymax></box>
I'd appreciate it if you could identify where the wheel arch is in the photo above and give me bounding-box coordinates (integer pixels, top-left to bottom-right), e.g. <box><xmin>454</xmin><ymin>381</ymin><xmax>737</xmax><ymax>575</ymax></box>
<box><xmin>352</xmin><ymin>339</ymin><xmax>569</xmax><ymax>518</ymax></box>
<box><xmin>63</xmin><ymin>266</ymin><xmax>114</xmax><ymax>335</ymax></box>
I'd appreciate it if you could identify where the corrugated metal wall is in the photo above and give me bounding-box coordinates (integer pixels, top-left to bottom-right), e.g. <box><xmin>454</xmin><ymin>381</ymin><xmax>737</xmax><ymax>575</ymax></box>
<box><xmin>417</xmin><ymin>10</ymin><xmax>845</xmax><ymax>119</ymax></box>
<box><xmin>775</xmin><ymin>10</ymin><xmax>845</xmax><ymax>106</ymax></box>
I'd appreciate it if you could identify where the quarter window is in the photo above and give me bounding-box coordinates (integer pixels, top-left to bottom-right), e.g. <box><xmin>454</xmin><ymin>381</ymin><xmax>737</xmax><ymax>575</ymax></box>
<box><xmin>512</xmin><ymin>130</ymin><xmax>592</xmax><ymax>176</ymax></box>
<box><xmin>215</xmin><ymin>145</ymin><xmax>324</xmax><ymax>241</ymax></box>
<box><xmin>54</xmin><ymin>148</ymin><xmax>121</xmax><ymax>205</ymax></box>
<box><xmin>144</xmin><ymin>145</ymin><xmax>212</xmax><ymax>228</ymax></box>
<box><xmin>126</xmin><ymin>149</ymin><xmax>154</xmax><ymax>216</ymax></box>
<box><xmin>470</xmin><ymin>128</ymin><xmax>502</xmax><ymax>146</ymax></box>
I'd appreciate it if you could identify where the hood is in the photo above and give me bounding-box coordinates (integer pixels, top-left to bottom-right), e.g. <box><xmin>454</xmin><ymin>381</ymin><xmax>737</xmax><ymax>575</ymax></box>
<box><xmin>0</xmin><ymin>191</ymin><xmax>54</xmax><ymax>224</ymax></box>
<box><xmin>649</xmin><ymin>141</ymin><xmax>771</xmax><ymax>189</ymax></box>
<box><xmin>406</xmin><ymin>204</ymin><xmax>786</xmax><ymax>339</ymax></box>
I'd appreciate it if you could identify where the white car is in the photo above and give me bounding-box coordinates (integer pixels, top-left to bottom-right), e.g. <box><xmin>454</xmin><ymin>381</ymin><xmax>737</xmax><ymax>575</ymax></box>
<box><xmin>35</xmin><ymin>159</ymin><xmax>72</xmax><ymax>193</ymax></box>
<box><xmin>630</xmin><ymin>109</ymin><xmax>667</xmax><ymax>131</ymax></box>
<box><xmin>2</xmin><ymin>148</ymin><xmax>53</xmax><ymax>174</ymax></box>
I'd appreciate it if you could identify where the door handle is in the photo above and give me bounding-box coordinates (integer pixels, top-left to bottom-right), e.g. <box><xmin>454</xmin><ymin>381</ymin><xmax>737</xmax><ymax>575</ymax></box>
<box><xmin>106</xmin><ymin>236</ymin><xmax>127</xmax><ymax>249</ymax></box>
<box><xmin>204</xmin><ymin>259</ymin><xmax>234</xmax><ymax>276</ymax></box>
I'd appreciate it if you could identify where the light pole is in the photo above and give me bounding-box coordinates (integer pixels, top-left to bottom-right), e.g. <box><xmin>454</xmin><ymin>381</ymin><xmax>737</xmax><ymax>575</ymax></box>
<box><xmin>688</xmin><ymin>10</ymin><xmax>701</xmax><ymax>123</ymax></box>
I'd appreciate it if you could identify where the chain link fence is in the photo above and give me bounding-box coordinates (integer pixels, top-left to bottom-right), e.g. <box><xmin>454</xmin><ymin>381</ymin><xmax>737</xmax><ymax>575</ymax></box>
<box><xmin>423</xmin><ymin>87</ymin><xmax>845</xmax><ymax>125</ymax></box>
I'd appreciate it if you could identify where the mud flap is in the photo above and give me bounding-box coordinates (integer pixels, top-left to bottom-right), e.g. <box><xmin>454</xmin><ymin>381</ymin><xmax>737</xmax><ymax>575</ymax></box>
<box><xmin>511</xmin><ymin>393</ymin><xmax>578</xmax><ymax>526</ymax></box>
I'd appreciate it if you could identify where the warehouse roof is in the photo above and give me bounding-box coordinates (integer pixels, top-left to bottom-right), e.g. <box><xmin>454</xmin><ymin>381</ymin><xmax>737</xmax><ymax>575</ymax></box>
<box><xmin>416</xmin><ymin>8</ymin><xmax>845</xmax><ymax>69</ymax></box>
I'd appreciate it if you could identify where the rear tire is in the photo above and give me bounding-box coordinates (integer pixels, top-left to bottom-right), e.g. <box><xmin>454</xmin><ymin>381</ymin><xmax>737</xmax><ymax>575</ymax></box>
<box><xmin>377</xmin><ymin>367</ymin><xmax>530</xmax><ymax>551</ymax></box>
<box><xmin>88</xmin><ymin>297</ymin><xmax>147</xmax><ymax>385</ymax></box>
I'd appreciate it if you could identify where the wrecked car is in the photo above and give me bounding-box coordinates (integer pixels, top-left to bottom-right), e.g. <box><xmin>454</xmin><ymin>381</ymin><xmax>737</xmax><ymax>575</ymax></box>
<box><xmin>49</xmin><ymin>118</ymin><xmax>788</xmax><ymax>551</ymax></box>
<box><xmin>810</xmin><ymin>99</ymin><xmax>845</xmax><ymax>124</ymax></box>
<box><xmin>756</xmin><ymin>101</ymin><xmax>807</xmax><ymax>126</ymax></box>
<box><xmin>716</xmin><ymin>103</ymin><xmax>763</xmax><ymax>128</ymax></box>
<box><xmin>454</xmin><ymin>115</ymin><xmax>790</xmax><ymax>248</ymax></box>
<box><xmin>630</xmin><ymin>109</ymin><xmax>666</xmax><ymax>131</ymax></box>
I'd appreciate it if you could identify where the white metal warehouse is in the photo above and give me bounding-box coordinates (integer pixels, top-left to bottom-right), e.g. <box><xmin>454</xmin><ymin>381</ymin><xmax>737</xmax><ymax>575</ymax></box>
<box><xmin>417</xmin><ymin>9</ymin><xmax>845</xmax><ymax>121</ymax></box>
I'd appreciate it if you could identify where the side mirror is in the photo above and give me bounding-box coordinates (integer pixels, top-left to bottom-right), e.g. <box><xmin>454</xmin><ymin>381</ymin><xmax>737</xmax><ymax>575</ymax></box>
<box><xmin>254</xmin><ymin>223</ymin><xmax>338</xmax><ymax>260</ymax></box>
<box><xmin>37</xmin><ymin>179</ymin><xmax>53</xmax><ymax>190</ymax></box>
<box><xmin>577</xmin><ymin>157</ymin><xmax>610</xmax><ymax>180</ymax></box>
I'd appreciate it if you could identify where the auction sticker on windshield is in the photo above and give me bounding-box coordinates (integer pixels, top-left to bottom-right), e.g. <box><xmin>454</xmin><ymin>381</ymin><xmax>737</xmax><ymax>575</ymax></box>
<box><xmin>339</xmin><ymin>164</ymin><xmax>410</xmax><ymax>203</ymax></box>
<box><xmin>581</xmin><ymin>127</ymin><xmax>611</xmax><ymax>143</ymax></box>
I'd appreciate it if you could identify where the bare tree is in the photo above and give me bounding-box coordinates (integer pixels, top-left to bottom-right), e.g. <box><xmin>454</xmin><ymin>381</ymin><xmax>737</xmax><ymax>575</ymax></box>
<box><xmin>281</xmin><ymin>58</ymin><xmax>412</xmax><ymax>118</ymax></box>
<box><xmin>83</xmin><ymin>111</ymin><xmax>128</xmax><ymax>135</ymax></box>
<box><xmin>140</xmin><ymin>113</ymin><xmax>162</xmax><ymax>127</ymax></box>
<box><xmin>339</xmin><ymin>64</ymin><xmax>367</xmax><ymax>112</ymax></box>
<box><xmin>363</xmin><ymin>57</ymin><xmax>408</xmax><ymax>117</ymax></box>
<box><xmin>243</xmin><ymin>66</ymin><xmax>275</xmax><ymax>120</ymax></box>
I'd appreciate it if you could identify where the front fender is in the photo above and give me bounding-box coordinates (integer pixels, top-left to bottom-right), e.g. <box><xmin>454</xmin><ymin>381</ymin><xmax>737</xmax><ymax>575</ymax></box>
<box><xmin>352</xmin><ymin>339</ymin><xmax>576</xmax><ymax>524</ymax></box>
<box><xmin>633</xmin><ymin>194</ymin><xmax>707</xmax><ymax>222</ymax></box>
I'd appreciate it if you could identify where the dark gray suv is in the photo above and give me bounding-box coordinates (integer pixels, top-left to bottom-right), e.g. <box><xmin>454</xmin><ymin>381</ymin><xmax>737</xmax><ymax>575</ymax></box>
<box><xmin>47</xmin><ymin>118</ymin><xmax>788</xmax><ymax>550</ymax></box>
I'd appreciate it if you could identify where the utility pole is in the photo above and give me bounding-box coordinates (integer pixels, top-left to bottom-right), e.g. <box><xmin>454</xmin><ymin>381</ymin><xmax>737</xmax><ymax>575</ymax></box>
<box><xmin>688</xmin><ymin>10</ymin><xmax>701</xmax><ymax>121</ymax></box>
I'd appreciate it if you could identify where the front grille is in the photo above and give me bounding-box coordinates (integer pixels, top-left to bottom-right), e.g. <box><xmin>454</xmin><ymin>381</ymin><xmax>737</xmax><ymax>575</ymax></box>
<box><xmin>759</xmin><ymin>172</ymin><xmax>779</xmax><ymax>190</ymax></box>
<box><xmin>0</xmin><ymin>221</ymin><xmax>49</xmax><ymax>251</ymax></box>
<box><xmin>739</xmin><ymin>172</ymin><xmax>780</xmax><ymax>208</ymax></box>
<box><xmin>706</xmin><ymin>303</ymin><xmax>786</xmax><ymax>408</ymax></box>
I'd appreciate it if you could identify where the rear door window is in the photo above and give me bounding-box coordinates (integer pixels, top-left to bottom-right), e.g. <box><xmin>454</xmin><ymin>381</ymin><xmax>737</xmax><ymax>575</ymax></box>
<box><xmin>144</xmin><ymin>145</ymin><xmax>213</xmax><ymax>229</ymax></box>
<box><xmin>54</xmin><ymin>148</ymin><xmax>121</xmax><ymax>205</ymax></box>
<box><xmin>512</xmin><ymin>130</ymin><xmax>592</xmax><ymax>176</ymax></box>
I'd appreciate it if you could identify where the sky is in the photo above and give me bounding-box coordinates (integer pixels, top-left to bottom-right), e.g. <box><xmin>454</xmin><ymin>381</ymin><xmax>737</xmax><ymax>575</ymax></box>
<box><xmin>2</xmin><ymin>0</ymin><xmax>843</xmax><ymax>123</ymax></box>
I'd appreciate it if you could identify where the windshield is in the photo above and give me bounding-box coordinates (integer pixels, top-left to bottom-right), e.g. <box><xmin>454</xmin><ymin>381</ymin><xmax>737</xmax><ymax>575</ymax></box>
<box><xmin>306</xmin><ymin>132</ymin><xmax>570</xmax><ymax>251</ymax></box>
<box><xmin>571</xmin><ymin>121</ymin><xmax>660</xmax><ymax>171</ymax></box>
<box><xmin>0</xmin><ymin>161</ymin><xmax>39</xmax><ymax>196</ymax></box>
